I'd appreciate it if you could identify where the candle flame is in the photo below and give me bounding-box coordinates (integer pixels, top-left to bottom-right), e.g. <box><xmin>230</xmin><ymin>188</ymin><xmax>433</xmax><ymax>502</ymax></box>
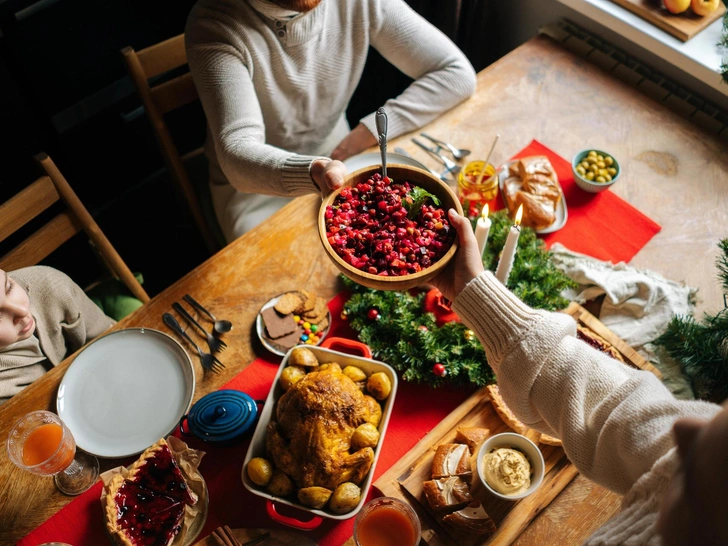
<box><xmin>481</xmin><ymin>203</ymin><xmax>489</xmax><ymax>220</ymax></box>
<box><xmin>515</xmin><ymin>204</ymin><xmax>523</xmax><ymax>226</ymax></box>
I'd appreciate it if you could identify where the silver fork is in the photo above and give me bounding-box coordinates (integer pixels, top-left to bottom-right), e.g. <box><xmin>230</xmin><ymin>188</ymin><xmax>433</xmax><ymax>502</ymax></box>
<box><xmin>163</xmin><ymin>313</ymin><xmax>225</xmax><ymax>373</ymax></box>
<box><xmin>394</xmin><ymin>147</ymin><xmax>454</xmax><ymax>183</ymax></box>
<box><xmin>172</xmin><ymin>302</ymin><xmax>227</xmax><ymax>354</ymax></box>
<box><xmin>412</xmin><ymin>138</ymin><xmax>462</xmax><ymax>175</ymax></box>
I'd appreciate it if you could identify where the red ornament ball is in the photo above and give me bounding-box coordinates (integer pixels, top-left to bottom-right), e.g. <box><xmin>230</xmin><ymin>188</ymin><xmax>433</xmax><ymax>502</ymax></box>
<box><xmin>433</xmin><ymin>363</ymin><xmax>447</xmax><ymax>377</ymax></box>
<box><xmin>367</xmin><ymin>308</ymin><xmax>380</xmax><ymax>321</ymax></box>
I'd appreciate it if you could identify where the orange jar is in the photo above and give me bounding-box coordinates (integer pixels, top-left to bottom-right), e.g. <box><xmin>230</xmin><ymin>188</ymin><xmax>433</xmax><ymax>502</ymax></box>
<box><xmin>354</xmin><ymin>497</ymin><xmax>421</xmax><ymax>546</ymax></box>
<box><xmin>457</xmin><ymin>161</ymin><xmax>498</xmax><ymax>215</ymax></box>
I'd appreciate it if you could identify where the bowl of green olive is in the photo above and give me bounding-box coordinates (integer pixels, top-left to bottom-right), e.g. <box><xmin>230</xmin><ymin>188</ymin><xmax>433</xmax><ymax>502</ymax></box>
<box><xmin>572</xmin><ymin>149</ymin><xmax>620</xmax><ymax>193</ymax></box>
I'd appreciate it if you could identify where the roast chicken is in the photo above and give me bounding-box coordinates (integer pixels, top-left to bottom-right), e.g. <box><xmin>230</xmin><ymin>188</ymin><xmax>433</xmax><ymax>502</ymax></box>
<box><xmin>265</xmin><ymin>363</ymin><xmax>380</xmax><ymax>490</ymax></box>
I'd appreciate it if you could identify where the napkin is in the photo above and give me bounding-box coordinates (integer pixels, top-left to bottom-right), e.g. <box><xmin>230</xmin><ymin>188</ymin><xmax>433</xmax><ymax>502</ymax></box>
<box><xmin>19</xmin><ymin>293</ymin><xmax>473</xmax><ymax>546</ymax></box>
<box><xmin>492</xmin><ymin>140</ymin><xmax>661</xmax><ymax>264</ymax></box>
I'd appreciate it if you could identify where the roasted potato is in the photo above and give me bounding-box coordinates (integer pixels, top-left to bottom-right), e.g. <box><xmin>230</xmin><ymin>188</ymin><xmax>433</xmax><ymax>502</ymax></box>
<box><xmin>298</xmin><ymin>486</ymin><xmax>333</xmax><ymax>509</ymax></box>
<box><xmin>362</xmin><ymin>395</ymin><xmax>382</xmax><ymax>427</ymax></box>
<box><xmin>279</xmin><ymin>365</ymin><xmax>306</xmax><ymax>391</ymax></box>
<box><xmin>318</xmin><ymin>362</ymin><xmax>341</xmax><ymax>373</ymax></box>
<box><xmin>366</xmin><ymin>372</ymin><xmax>392</xmax><ymax>400</ymax></box>
<box><xmin>288</xmin><ymin>347</ymin><xmax>319</xmax><ymax>368</ymax></box>
<box><xmin>267</xmin><ymin>470</ymin><xmax>294</xmax><ymax>497</ymax></box>
<box><xmin>246</xmin><ymin>457</ymin><xmax>274</xmax><ymax>487</ymax></box>
<box><xmin>342</xmin><ymin>365</ymin><xmax>367</xmax><ymax>383</ymax></box>
<box><xmin>328</xmin><ymin>482</ymin><xmax>361</xmax><ymax>514</ymax></box>
<box><xmin>351</xmin><ymin>422</ymin><xmax>380</xmax><ymax>450</ymax></box>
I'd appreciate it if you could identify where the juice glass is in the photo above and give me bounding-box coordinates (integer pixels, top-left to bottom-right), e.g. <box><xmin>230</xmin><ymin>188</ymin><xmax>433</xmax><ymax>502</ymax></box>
<box><xmin>457</xmin><ymin>160</ymin><xmax>498</xmax><ymax>216</ymax></box>
<box><xmin>354</xmin><ymin>496</ymin><xmax>421</xmax><ymax>546</ymax></box>
<box><xmin>6</xmin><ymin>410</ymin><xmax>99</xmax><ymax>495</ymax></box>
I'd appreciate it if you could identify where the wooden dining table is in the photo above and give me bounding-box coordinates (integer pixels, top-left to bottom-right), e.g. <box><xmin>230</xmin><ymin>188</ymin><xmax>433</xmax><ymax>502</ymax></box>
<box><xmin>1</xmin><ymin>34</ymin><xmax>727</xmax><ymax>546</ymax></box>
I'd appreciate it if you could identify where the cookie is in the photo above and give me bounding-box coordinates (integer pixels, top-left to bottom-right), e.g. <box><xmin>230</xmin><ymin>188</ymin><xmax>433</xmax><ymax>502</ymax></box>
<box><xmin>262</xmin><ymin>307</ymin><xmax>297</xmax><ymax>339</ymax></box>
<box><xmin>294</xmin><ymin>290</ymin><xmax>317</xmax><ymax>315</ymax></box>
<box><xmin>486</xmin><ymin>384</ymin><xmax>527</xmax><ymax>435</ymax></box>
<box><xmin>303</xmin><ymin>297</ymin><xmax>329</xmax><ymax>324</ymax></box>
<box><xmin>275</xmin><ymin>292</ymin><xmax>305</xmax><ymax>315</ymax></box>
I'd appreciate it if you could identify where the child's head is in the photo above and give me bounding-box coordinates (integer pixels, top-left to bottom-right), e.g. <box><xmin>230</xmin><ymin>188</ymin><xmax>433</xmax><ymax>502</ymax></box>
<box><xmin>0</xmin><ymin>269</ymin><xmax>35</xmax><ymax>348</ymax></box>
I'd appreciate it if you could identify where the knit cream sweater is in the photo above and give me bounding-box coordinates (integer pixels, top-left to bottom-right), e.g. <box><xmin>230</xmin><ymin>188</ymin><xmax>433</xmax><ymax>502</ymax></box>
<box><xmin>452</xmin><ymin>272</ymin><xmax>720</xmax><ymax>546</ymax></box>
<box><xmin>0</xmin><ymin>266</ymin><xmax>114</xmax><ymax>403</ymax></box>
<box><xmin>185</xmin><ymin>0</ymin><xmax>476</xmax><ymax>238</ymax></box>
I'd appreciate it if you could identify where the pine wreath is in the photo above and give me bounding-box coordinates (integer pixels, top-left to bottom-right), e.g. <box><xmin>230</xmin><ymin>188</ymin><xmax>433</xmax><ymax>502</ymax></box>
<box><xmin>342</xmin><ymin>210</ymin><xmax>577</xmax><ymax>388</ymax></box>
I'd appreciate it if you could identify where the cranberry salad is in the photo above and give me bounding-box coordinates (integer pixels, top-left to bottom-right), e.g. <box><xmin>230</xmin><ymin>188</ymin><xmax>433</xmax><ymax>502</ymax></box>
<box><xmin>324</xmin><ymin>173</ymin><xmax>455</xmax><ymax>276</ymax></box>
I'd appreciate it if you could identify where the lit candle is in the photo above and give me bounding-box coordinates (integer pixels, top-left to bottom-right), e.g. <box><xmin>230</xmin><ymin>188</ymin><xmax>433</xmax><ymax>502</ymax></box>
<box><xmin>495</xmin><ymin>204</ymin><xmax>523</xmax><ymax>285</ymax></box>
<box><xmin>474</xmin><ymin>204</ymin><xmax>491</xmax><ymax>258</ymax></box>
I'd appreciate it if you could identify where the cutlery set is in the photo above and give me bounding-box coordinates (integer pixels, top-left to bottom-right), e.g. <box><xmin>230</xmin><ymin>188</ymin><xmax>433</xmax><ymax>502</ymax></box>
<box><xmin>397</xmin><ymin>133</ymin><xmax>471</xmax><ymax>183</ymax></box>
<box><xmin>164</xmin><ymin>295</ymin><xmax>231</xmax><ymax>374</ymax></box>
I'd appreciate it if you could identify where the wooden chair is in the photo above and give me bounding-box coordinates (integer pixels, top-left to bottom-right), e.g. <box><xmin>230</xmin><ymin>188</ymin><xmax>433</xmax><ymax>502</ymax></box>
<box><xmin>121</xmin><ymin>34</ymin><xmax>222</xmax><ymax>253</ymax></box>
<box><xmin>0</xmin><ymin>153</ymin><xmax>150</xmax><ymax>304</ymax></box>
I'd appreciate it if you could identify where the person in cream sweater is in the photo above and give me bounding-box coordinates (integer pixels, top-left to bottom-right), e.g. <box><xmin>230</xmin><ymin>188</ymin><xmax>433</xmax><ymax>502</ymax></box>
<box><xmin>0</xmin><ymin>266</ymin><xmax>114</xmax><ymax>404</ymax></box>
<box><xmin>431</xmin><ymin>209</ymin><xmax>727</xmax><ymax>546</ymax></box>
<box><xmin>186</xmin><ymin>0</ymin><xmax>476</xmax><ymax>241</ymax></box>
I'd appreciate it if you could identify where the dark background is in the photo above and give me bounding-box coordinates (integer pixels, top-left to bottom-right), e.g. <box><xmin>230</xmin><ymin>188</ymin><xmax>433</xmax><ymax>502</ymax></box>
<box><xmin>0</xmin><ymin>0</ymin><xmax>496</xmax><ymax>297</ymax></box>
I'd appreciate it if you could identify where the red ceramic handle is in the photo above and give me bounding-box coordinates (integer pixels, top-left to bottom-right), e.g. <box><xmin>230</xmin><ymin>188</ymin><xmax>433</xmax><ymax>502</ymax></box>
<box><xmin>266</xmin><ymin>501</ymin><xmax>323</xmax><ymax>530</ymax></box>
<box><xmin>320</xmin><ymin>336</ymin><xmax>372</xmax><ymax>358</ymax></box>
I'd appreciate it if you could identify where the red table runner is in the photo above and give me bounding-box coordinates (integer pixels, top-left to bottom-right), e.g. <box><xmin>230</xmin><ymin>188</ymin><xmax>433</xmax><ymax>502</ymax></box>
<box><xmin>20</xmin><ymin>293</ymin><xmax>474</xmax><ymax>546</ymax></box>
<box><xmin>490</xmin><ymin>140</ymin><xmax>661</xmax><ymax>264</ymax></box>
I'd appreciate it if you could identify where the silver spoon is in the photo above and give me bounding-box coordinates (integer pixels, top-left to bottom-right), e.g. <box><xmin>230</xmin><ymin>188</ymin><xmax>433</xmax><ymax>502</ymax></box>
<box><xmin>375</xmin><ymin>107</ymin><xmax>388</xmax><ymax>180</ymax></box>
<box><xmin>183</xmin><ymin>294</ymin><xmax>233</xmax><ymax>334</ymax></box>
<box><xmin>420</xmin><ymin>133</ymin><xmax>471</xmax><ymax>160</ymax></box>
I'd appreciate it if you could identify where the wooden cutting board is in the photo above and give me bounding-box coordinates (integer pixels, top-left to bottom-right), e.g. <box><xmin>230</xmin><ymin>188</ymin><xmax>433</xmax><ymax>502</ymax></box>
<box><xmin>372</xmin><ymin>303</ymin><xmax>655</xmax><ymax>546</ymax></box>
<box><xmin>607</xmin><ymin>0</ymin><xmax>725</xmax><ymax>42</ymax></box>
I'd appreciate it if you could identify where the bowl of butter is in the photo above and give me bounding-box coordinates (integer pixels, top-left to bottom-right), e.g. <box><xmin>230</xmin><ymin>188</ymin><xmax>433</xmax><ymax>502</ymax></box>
<box><xmin>476</xmin><ymin>432</ymin><xmax>545</xmax><ymax>501</ymax></box>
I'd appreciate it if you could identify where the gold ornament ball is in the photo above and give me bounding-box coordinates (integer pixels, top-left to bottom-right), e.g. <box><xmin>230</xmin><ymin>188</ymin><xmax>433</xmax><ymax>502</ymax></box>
<box><xmin>464</xmin><ymin>329</ymin><xmax>475</xmax><ymax>341</ymax></box>
<box><xmin>340</xmin><ymin>310</ymin><xmax>349</xmax><ymax>320</ymax></box>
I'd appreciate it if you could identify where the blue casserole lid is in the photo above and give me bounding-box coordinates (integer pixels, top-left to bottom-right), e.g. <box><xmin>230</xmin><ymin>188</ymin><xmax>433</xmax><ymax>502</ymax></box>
<box><xmin>181</xmin><ymin>389</ymin><xmax>258</xmax><ymax>442</ymax></box>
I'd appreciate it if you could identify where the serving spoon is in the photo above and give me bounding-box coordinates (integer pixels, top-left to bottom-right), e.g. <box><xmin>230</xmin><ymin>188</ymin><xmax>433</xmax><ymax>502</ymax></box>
<box><xmin>375</xmin><ymin>107</ymin><xmax>388</xmax><ymax>180</ymax></box>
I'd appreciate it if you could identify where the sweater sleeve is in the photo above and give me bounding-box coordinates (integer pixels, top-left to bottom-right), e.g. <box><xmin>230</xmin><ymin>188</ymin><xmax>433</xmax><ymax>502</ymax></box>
<box><xmin>185</xmin><ymin>39</ymin><xmax>320</xmax><ymax>197</ymax></box>
<box><xmin>453</xmin><ymin>271</ymin><xmax>720</xmax><ymax>494</ymax></box>
<box><xmin>360</xmin><ymin>0</ymin><xmax>477</xmax><ymax>140</ymax></box>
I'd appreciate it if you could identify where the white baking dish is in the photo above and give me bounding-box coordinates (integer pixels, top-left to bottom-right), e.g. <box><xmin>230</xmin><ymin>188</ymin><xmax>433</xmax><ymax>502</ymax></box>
<box><xmin>241</xmin><ymin>337</ymin><xmax>398</xmax><ymax>529</ymax></box>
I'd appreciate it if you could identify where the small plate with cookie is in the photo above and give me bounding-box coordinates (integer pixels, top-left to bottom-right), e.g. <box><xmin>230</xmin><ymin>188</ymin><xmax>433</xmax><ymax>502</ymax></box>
<box><xmin>256</xmin><ymin>290</ymin><xmax>332</xmax><ymax>357</ymax></box>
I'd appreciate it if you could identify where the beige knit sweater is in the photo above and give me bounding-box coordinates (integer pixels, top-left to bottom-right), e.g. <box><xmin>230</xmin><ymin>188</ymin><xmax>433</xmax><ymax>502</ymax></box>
<box><xmin>0</xmin><ymin>266</ymin><xmax>114</xmax><ymax>403</ymax></box>
<box><xmin>452</xmin><ymin>272</ymin><xmax>720</xmax><ymax>546</ymax></box>
<box><xmin>185</xmin><ymin>0</ymin><xmax>476</xmax><ymax>239</ymax></box>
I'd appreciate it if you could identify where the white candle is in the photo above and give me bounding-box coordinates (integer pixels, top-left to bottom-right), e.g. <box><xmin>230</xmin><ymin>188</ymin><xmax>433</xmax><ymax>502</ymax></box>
<box><xmin>474</xmin><ymin>204</ymin><xmax>491</xmax><ymax>258</ymax></box>
<box><xmin>495</xmin><ymin>204</ymin><xmax>523</xmax><ymax>285</ymax></box>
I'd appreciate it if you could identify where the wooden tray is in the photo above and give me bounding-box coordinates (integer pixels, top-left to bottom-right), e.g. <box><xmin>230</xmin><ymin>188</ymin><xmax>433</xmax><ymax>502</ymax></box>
<box><xmin>607</xmin><ymin>0</ymin><xmax>725</xmax><ymax>42</ymax></box>
<box><xmin>373</xmin><ymin>303</ymin><xmax>652</xmax><ymax>546</ymax></box>
<box><xmin>563</xmin><ymin>302</ymin><xmax>661</xmax><ymax>379</ymax></box>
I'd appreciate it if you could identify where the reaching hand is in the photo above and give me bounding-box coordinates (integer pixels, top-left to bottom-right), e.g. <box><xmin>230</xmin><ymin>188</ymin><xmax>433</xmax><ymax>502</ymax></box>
<box><xmin>311</xmin><ymin>159</ymin><xmax>346</xmax><ymax>194</ymax></box>
<box><xmin>430</xmin><ymin>209</ymin><xmax>484</xmax><ymax>302</ymax></box>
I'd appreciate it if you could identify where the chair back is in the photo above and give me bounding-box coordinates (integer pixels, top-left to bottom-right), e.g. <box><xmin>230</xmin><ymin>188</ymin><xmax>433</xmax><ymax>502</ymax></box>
<box><xmin>121</xmin><ymin>34</ymin><xmax>221</xmax><ymax>253</ymax></box>
<box><xmin>0</xmin><ymin>153</ymin><xmax>150</xmax><ymax>303</ymax></box>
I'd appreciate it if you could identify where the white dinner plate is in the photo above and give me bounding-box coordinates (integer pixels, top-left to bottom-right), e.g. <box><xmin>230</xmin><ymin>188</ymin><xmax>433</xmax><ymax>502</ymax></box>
<box><xmin>57</xmin><ymin>328</ymin><xmax>195</xmax><ymax>458</ymax></box>
<box><xmin>498</xmin><ymin>160</ymin><xmax>568</xmax><ymax>234</ymax></box>
<box><xmin>256</xmin><ymin>293</ymin><xmax>331</xmax><ymax>357</ymax></box>
<box><xmin>343</xmin><ymin>152</ymin><xmax>429</xmax><ymax>173</ymax></box>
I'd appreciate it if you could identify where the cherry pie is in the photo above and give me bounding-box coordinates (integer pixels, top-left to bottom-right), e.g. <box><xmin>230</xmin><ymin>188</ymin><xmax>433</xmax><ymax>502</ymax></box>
<box><xmin>105</xmin><ymin>438</ymin><xmax>198</xmax><ymax>546</ymax></box>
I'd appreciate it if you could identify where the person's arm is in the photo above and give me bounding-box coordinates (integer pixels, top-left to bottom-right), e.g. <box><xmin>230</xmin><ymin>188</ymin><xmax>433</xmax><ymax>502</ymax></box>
<box><xmin>435</xmin><ymin>211</ymin><xmax>719</xmax><ymax>494</ymax></box>
<box><xmin>356</xmin><ymin>0</ymin><xmax>477</xmax><ymax>143</ymax></box>
<box><xmin>185</xmin><ymin>38</ymin><xmax>344</xmax><ymax>195</ymax></box>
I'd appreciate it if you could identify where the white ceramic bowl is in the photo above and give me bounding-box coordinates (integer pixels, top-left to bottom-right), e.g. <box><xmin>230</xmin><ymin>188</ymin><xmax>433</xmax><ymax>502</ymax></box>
<box><xmin>571</xmin><ymin>148</ymin><xmax>620</xmax><ymax>193</ymax></box>
<box><xmin>476</xmin><ymin>432</ymin><xmax>545</xmax><ymax>501</ymax></box>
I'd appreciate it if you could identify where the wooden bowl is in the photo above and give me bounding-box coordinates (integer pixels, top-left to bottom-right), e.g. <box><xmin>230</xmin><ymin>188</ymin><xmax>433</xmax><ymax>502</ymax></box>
<box><xmin>318</xmin><ymin>163</ymin><xmax>463</xmax><ymax>291</ymax></box>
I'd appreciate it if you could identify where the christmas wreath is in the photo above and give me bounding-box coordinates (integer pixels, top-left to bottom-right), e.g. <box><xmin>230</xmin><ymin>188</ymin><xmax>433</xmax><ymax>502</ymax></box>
<box><xmin>341</xmin><ymin>210</ymin><xmax>577</xmax><ymax>388</ymax></box>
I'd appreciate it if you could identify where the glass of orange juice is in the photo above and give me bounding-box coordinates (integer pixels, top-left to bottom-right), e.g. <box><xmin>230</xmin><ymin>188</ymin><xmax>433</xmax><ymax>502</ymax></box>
<box><xmin>354</xmin><ymin>497</ymin><xmax>421</xmax><ymax>546</ymax></box>
<box><xmin>6</xmin><ymin>410</ymin><xmax>99</xmax><ymax>495</ymax></box>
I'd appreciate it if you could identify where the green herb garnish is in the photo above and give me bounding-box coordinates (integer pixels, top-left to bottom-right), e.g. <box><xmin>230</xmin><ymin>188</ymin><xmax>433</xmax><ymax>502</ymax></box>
<box><xmin>405</xmin><ymin>187</ymin><xmax>441</xmax><ymax>219</ymax></box>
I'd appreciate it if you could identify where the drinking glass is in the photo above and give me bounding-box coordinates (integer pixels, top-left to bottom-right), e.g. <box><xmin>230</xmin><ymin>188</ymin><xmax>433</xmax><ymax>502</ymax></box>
<box><xmin>6</xmin><ymin>410</ymin><xmax>99</xmax><ymax>495</ymax></box>
<box><xmin>354</xmin><ymin>496</ymin><xmax>421</xmax><ymax>546</ymax></box>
